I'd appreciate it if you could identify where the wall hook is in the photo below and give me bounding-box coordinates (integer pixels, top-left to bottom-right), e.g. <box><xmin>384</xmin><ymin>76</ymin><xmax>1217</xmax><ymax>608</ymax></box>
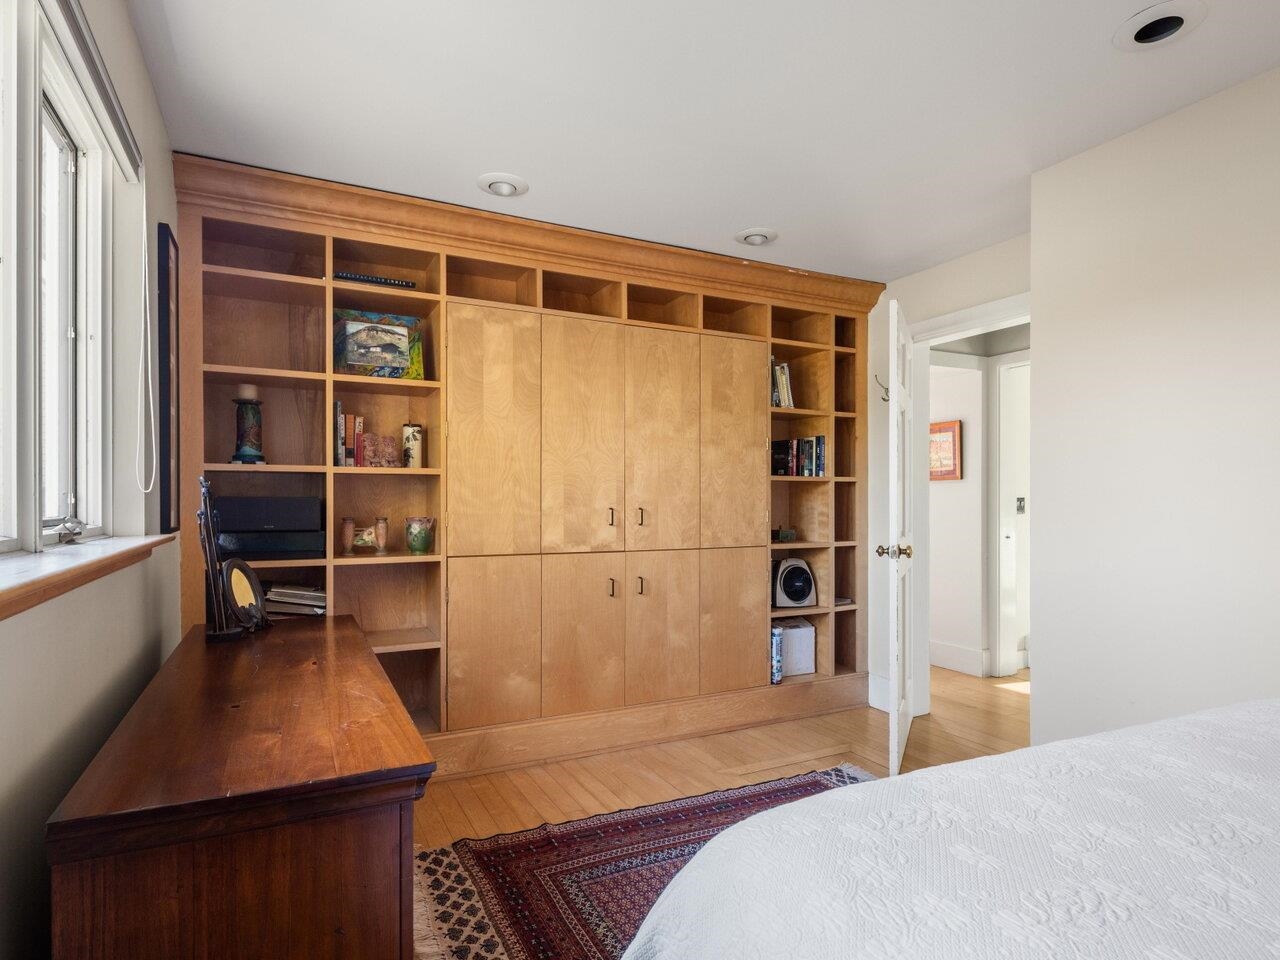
<box><xmin>874</xmin><ymin>375</ymin><xmax>890</xmax><ymax>403</ymax></box>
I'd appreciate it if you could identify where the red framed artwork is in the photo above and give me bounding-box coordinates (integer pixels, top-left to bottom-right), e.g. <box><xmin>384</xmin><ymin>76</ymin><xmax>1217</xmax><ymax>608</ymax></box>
<box><xmin>929</xmin><ymin>420</ymin><xmax>962</xmax><ymax>481</ymax></box>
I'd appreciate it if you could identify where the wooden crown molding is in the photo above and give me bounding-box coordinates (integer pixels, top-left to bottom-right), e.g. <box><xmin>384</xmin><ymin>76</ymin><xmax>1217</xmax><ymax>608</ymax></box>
<box><xmin>173</xmin><ymin>154</ymin><xmax>885</xmax><ymax>313</ymax></box>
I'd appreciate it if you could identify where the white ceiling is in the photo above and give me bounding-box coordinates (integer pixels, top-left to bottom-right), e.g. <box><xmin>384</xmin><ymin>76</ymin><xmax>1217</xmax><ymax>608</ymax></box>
<box><xmin>125</xmin><ymin>0</ymin><xmax>1280</xmax><ymax>282</ymax></box>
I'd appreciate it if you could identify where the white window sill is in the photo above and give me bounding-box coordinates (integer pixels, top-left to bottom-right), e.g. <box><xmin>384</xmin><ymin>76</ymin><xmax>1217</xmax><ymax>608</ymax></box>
<box><xmin>0</xmin><ymin>534</ymin><xmax>176</xmax><ymax>623</ymax></box>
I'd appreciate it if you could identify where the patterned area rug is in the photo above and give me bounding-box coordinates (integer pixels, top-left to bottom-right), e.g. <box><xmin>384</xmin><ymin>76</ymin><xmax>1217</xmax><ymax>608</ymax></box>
<box><xmin>413</xmin><ymin>765</ymin><xmax>875</xmax><ymax>960</ymax></box>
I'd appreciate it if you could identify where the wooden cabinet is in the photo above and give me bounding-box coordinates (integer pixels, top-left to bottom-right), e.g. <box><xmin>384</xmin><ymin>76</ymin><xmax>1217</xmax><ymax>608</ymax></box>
<box><xmin>700</xmin><ymin>336</ymin><xmax>769</xmax><ymax>547</ymax></box>
<box><xmin>625</xmin><ymin>550</ymin><xmax>700</xmax><ymax>705</ymax></box>
<box><xmin>447</xmin><ymin>303</ymin><xmax>542</xmax><ymax>556</ymax></box>
<box><xmin>446</xmin><ymin>555</ymin><xmax>542</xmax><ymax>729</ymax></box>
<box><xmin>625</xmin><ymin>327</ymin><xmax>700</xmax><ymax>550</ymax></box>
<box><xmin>542</xmin><ymin>315</ymin><xmax>626</xmax><ymax>553</ymax></box>
<box><xmin>47</xmin><ymin>618</ymin><xmax>433</xmax><ymax>960</ymax></box>
<box><xmin>542</xmin><ymin>552</ymin><xmax>626</xmax><ymax>716</ymax></box>
<box><xmin>699</xmin><ymin>547</ymin><xmax>769</xmax><ymax>694</ymax></box>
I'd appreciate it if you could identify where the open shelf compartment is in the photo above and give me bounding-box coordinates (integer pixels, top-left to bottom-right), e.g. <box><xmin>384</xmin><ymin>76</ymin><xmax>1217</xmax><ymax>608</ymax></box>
<box><xmin>332</xmin><ymin>472</ymin><xmax>442</xmax><ymax>558</ymax></box>
<box><xmin>835</xmin><ymin>353</ymin><xmax>857</xmax><ymax>414</ymax></box>
<box><xmin>703</xmin><ymin>296</ymin><xmax>767</xmax><ymax>338</ymax></box>
<box><xmin>772</xmin><ymin>306</ymin><xmax>832</xmax><ymax>345</ymax></box>
<box><xmin>203</xmin><ymin>270</ymin><xmax>327</xmax><ymax>373</ymax></box>
<box><xmin>203</xmin><ymin>375</ymin><xmax>326</xmax><ymax>468</ymax></box>
<box><xmin>332</xmin><ymin>237</ymin><xmax>440</xmax><ymax>294</ymax></box>
<box><xmin>771</xmin><ymin>413</ymin><xmax>832</xmax><ymax>479</ymax></box>
<box><xmin>626</xmin><ymin>283</ymin><xmax>697</xmax><ymax>328</ymax></box>
<box><xmin>202</xmin><ymin>218</ymin><xmax>325</xmax><ymax>278</ymax></box>
<box><xmin>446</xmin><ymin>255</ymin><xmax>537</xmax><ymax>305</ymax></box>
<box><xmin>835</xmin><ymin>315</ymin><xmax>858</xmax><ymax>349</ymax></box>
<box><xmin>771</xmin><ymin>479</ymin><xmax>832</xmax><ymax>544</ymax></box>
<box><xmin>835</xmin><ymin>481</ymin><xmax>857</xmax><ymax>542</ymax></box>
<box><xmin>333</xmin><ymin>294</ymin><xmax>441</xmax><ymax>384</ymax></box>
<box><xmin>333</xmin><ymin>381</ymin><xmax>441</xmax><ymax>470</ymax></box>
<box><xmin>770</xmin><ymin>342</ymin><xmax>832</xmax><ymax>412</ymax></box>
<box><xmin>542</xmin><ymin>270</ymin><xmax>622</xmax><ymax>318</ymax></box>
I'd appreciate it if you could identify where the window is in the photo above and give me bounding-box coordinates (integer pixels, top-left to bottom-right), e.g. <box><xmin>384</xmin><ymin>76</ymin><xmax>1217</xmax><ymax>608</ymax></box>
<box><xmin>39</xmin><ymin>99</ymin><xmax>79</xmax><ymax>533</ymax></box>
<box><xmin>1</xmin><ymin>1</ymin><xmax>127</xmax><ymax>555</ymax></box>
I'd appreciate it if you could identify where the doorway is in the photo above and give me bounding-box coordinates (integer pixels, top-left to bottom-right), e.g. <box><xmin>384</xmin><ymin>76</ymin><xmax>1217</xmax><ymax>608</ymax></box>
<box><xmin>912</xmin><ymin>310</ymin><xmax>1031</xmax><ymax>741</ymax></box>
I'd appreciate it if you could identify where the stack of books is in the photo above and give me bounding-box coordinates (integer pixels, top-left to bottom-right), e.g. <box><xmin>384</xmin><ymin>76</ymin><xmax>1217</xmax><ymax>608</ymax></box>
<box><xmin>334</xmin><ymin>401</ymin><xmax>370</xmax><ymax>467</ymax></box>
<box><xmin>771</xmin><ymin>357</ymin><xmax>795</xmax><ymax>408</ymax></box>
<box><xmin>264</xmin><ymin>584</ymin><xmax>327</xmax><ymax>617</ymax></box>
<box><xmin>771</xmin><ymin>436</ymin><xmax>826</xmax><ymax>477</ymax></box>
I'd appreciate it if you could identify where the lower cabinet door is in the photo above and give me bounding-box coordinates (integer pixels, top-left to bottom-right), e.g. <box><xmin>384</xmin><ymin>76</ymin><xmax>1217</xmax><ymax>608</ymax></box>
<box><xmin>625</xmin><ymin>550</ymin><xmax>700</xmax><ymax>705</ymax></box>
<box><xmin>699</xmin><ymin>546</ymin><xmax>770</xmax><ymax>694</ymax></box>
<box><xmin>447</xmin><ymin>555</ymin><xmax>542</xmax><ymax>730</ymax></box>
<box><xmin>542</xmin><ymin>552</ymin><xmax>626</xmax><ymax>717</ymax></box>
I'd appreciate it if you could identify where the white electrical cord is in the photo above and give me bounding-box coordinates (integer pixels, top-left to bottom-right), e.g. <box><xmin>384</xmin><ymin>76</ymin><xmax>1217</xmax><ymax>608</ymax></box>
<box><xmin>134</xmin><ymin>167</ymin><xmax>157</xmax><ymax>494</ymax></box>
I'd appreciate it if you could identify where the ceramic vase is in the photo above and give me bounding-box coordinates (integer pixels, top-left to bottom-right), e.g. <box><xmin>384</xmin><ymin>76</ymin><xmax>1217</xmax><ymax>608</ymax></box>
<box><xmin>402</xmin><ymin>423</ymin><xmax>423</xmax><ymax>469</ymax></box>
<box><xmin>231</xmin><ymin>398</ymin><xmax>264</xmax><ymax>464</ymax></box>
<box><xmin>405</xmin><ymin>516</ymin><xmax>435</xmax><ymax>555</ymax></box>
<box><xmin>340</xmin><ymin>517</ymin><xmax>355</xmax><ymax>556</ymax></box>
<box><xmin>374</xmin><ymin>517</ymin><xmax>389</xmax><ymax>555</ymax></box>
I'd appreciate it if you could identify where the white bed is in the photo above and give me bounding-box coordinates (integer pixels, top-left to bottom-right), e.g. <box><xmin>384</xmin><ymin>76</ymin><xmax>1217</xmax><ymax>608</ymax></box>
<box><xmin>625</xmin><ymin>700</ymin><xmax>1280</xmax><ymax>959</ymax></box>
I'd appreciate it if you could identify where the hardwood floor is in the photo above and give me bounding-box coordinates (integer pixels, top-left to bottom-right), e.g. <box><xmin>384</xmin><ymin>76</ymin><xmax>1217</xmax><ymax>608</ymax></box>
<box><xmin>415</xmin><ymin>666</ymin><xmax>1031</xmax><ymax>847</ymax></box>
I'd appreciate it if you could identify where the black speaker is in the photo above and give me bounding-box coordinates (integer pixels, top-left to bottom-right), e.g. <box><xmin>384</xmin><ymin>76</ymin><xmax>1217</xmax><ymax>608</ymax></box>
<box><xmin>214</xmin><ymin>496</ymin><xmax>323</xmax><ymax>532</ymax></box>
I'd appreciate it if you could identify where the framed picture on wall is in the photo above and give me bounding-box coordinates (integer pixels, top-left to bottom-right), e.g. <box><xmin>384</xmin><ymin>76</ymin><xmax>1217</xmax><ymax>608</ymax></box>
<box><xmin>158</xmin><ymin>222</ymin><xmax>180</xmax><ymax>533</ymax></box>
<box><xmin>929</xmin><ymin>419</ymin><xmax>962</xmax><ymax>481</ymax></box>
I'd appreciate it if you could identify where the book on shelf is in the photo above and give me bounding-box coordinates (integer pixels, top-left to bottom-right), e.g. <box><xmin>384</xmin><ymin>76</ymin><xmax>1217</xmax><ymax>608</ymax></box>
<box><xmin>354</xmin><ymin>415</ymin><xmax>365</xmax><ymax>467</ymax></box>
<box><xmin>771</xmin><ymin>359</ymin><xmax>795</xmax><ymax>408</ymax></box>
<box><xmin>771</xmin><ymin>435</ymin><xmax>827</xmax><ymax>477</ymax></box>
<box><xmin>266</xmin><ymin>585</ymin><xmax>326</xmax><ymax>605</ymax></box>
<box><xmin>264</xmin><ymin>583</ymin><xmax>327</xmax><ymax>617</ymax></box>
<box><xmin>264</xmin><ymin>600</ymin><xmax>326</xmax><ymax>617</ymax></box>
<box><xmin>334</xmin><ymin>401</ymin><xmax>343</xmax><ymax>466</ymax></box>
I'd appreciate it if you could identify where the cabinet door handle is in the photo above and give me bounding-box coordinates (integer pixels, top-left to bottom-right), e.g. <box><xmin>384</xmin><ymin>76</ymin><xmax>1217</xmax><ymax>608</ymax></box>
<box><xmin>637</xmin><ymin>507</ymin><xmax>645</xmax><ymax>526</ymax></box>
<box><xmin>637</xmin><ymin>576</ymin><xmax>645</xmax><ymax>596</ymax></box>
<box><xmin>608</xmin><ymin>507</ymin><xmax>615</xmax><ymax>527</ymax></box>
<box><xmin>609</xmin><ymin>577</ymin><xmax>616</xmax><ymax>597</ymax></box>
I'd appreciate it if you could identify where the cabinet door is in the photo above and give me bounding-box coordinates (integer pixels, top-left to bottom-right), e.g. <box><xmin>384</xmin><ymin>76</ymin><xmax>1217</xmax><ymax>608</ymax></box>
<box><xmin>699</xmin><ymin>546</ymin><xmax>769</xmax><ymax>694</ymax></box>
<box><xmin>625</xmin><ymin>327</ymin><xmax>700</xmax><ymax>550</ymax></box>
<box><xmin>700</xmin><ymin>336</ymin><xmax>768</xmax><ymax>547</ymax></box>
<box><xmin>542</xmin><ymin>552</ymin><xmax>625</xmax><ymax>716</ymax></box>
<box><xmin>446</xmin><ymin>303</ymin><xmax>541</xmax><ymax>556</ymax></box>
<box><xmin>542</xmin><ymin>315</ymin><xmax>625</xmax><ymax>552</ymax></box>
<box><xmin>625</xmin><ymin>550</ymin><xmax>700</xmax><ymax>705</ymax></box>
<box><xmin>446</xmin><ymin>555</ymin><xmax>541</xmax><ymax>729</ymax></box>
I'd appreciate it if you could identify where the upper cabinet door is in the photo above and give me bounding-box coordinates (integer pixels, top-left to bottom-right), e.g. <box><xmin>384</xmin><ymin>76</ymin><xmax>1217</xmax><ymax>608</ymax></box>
<box><xmin>700</xmin><ymin>336</ymin><xmax>769</xmax><ymax>547</ymax></box>
<box><xmin>542</xmin><ymin>315</ymin><xmax>625</xmax><ymax>553</ymax></box>
<box><xmin>446</xmin><ymin>303</ymin><xmax>541</xmax><ymax>556</ymax></box>
<box><xmin>625</xmin><ymin>327</ymin><xmax>700</xmax><ymax>551</ymax></box>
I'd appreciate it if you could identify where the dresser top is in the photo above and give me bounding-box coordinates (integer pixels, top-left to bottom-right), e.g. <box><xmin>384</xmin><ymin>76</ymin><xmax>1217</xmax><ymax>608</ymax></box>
<box><xmin>47</xmin><ymin>616</ymin><xmax>435</xmax><ymax>844</ymax></box>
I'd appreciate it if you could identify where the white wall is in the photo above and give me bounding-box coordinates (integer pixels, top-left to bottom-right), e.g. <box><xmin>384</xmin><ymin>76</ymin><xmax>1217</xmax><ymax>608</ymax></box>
<box><xmin>928</xmin><ymin>359</ymin><xmax>985</xmax><ymax>675</ymax></box>
<box><xmin>1031</xmin><ymin>65</ymin><xmax>1280</xmax><ymax>744</ymax></box>
<box><xmin>0</xmin><ymin>1</ymin><xmax>177</xmax><ymax>955</ymax></box>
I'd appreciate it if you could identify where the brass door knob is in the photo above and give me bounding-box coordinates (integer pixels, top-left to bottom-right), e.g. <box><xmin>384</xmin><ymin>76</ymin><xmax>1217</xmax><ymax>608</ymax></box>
<box><xmin>876</xmin><ymin>545</ymin><xmax>894</xmax><ymax>558</ymax></box>
<box><xmin>899</xmin><ymin>545</ymin><xmax>913</xmax><ymax>559</ymax></box>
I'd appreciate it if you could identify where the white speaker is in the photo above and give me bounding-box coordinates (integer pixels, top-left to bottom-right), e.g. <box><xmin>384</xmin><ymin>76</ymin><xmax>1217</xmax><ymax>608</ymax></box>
<box><xmin>772</xmin><ymin>558</ymin><xmax>816</xmax><ymax>608</ymax></box>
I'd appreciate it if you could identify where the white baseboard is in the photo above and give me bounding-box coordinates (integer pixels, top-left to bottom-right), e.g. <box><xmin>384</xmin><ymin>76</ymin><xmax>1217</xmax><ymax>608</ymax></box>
<box><xmin>929</xmin><ymin>640</ymin><xmax>985</xmax><ymax>677</ymax></box>
<box><xmin>868</xmin><ymin>673</ymin><xmax>889</xmax><ymax>712</ymax></box>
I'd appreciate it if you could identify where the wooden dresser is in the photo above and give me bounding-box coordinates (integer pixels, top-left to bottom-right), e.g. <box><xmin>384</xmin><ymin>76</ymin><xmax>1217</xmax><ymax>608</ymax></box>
<box><xmin>45</xmin><ymin>616</ymin><xmax>435</xmax><ymax>959</ymax></box>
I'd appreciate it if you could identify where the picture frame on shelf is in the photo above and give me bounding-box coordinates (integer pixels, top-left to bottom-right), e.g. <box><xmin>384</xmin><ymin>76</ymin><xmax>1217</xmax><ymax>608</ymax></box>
<box><xmin>157</xmin><ymin>222</ymin><xmax>180</xmax><ymax>532</ymax></box>
<box><xmin>929</xmin><ymin>419</ymin><xmax>962</xmax><ymax>481</ymax></box>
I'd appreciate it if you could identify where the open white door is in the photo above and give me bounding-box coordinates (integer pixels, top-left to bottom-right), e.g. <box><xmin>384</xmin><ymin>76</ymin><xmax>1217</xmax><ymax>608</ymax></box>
<box><xmin>882</xmin><ymin>299</ymin><xmax>915</xmax><ymax>776</ymax></box>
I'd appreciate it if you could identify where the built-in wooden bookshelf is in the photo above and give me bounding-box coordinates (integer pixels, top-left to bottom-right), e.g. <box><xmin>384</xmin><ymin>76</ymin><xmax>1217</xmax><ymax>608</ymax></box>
<box><xmin>178</xmin><ymin>156</ymin><xmax>878</xmax><ymax>767</ymax></box>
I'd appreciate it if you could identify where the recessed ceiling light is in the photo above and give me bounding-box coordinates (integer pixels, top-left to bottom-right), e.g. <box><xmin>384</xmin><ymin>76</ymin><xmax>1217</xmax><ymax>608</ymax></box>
<box><xmin>1113</xmin><ymin>0</ymin><xmax>1206</xmax><ymax>50</ymax></box>
<box><xmin>477</xmin><ymin>172</ymin><xmax>529</xmax><ymax>198</ymax></box>
<box><xmin>735</xmin><ymin>227</ymin><xmax>778</xmax><ymax>247</ymax></box>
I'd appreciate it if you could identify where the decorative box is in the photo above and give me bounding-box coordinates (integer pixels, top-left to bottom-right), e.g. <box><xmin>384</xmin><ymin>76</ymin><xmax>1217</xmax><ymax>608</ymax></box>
<box><xmin>334</xmin><ymin>309</ymin><xmax>424</xmax><ymax>380</ymax></box>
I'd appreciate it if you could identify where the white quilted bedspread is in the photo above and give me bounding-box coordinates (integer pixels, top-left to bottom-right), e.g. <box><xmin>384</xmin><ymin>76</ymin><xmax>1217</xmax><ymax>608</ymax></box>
<box><xmin>624</xmin><ymin>700</ymin><xmax>1280</xmax><ymax>960</ymax></box>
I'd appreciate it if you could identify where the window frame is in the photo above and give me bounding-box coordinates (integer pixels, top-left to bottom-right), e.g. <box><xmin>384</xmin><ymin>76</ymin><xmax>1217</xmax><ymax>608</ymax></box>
<box><xmin>0</xmin><ymin>1</ymin><xmax>114</xmax><ymax>555</ymax></box>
